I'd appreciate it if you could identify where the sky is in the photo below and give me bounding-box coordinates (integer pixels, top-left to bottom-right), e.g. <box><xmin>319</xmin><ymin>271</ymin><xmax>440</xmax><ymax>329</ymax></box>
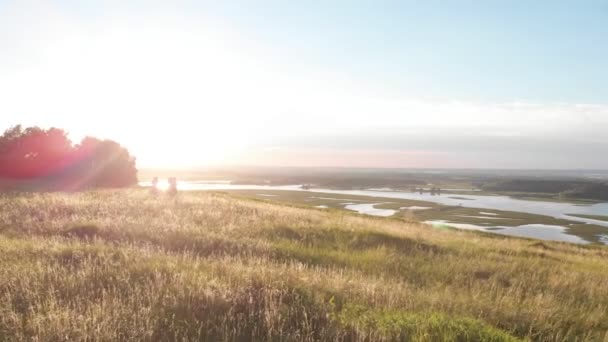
<box><xmin>1</xmin><ymin>0</ymin><xmax>607</xmax><ymax>169</ymax></box>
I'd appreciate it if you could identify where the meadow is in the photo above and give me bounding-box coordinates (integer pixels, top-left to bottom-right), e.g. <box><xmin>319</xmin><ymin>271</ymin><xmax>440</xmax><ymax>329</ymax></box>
<box><xmin>1</xmin><ymin>189</ymin><xmax>608</xmax><ymax>341</ymax></box>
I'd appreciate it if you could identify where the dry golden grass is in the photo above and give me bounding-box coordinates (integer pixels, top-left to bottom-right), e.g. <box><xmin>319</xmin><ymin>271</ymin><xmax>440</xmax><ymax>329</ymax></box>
<box><xmin>0</xmin><ymin>189</ymin><xmax>607</xmax><ymax>341</ymax></box>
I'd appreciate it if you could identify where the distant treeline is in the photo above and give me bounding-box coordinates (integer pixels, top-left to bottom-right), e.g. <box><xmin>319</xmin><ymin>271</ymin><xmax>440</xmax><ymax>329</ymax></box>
<box><xmin>0</xmin><ymin>125</ymin><xmax>137</xmax><ymax>191</ymax></box>
<box><xmin>481</xmin><ymin>179</ymin><xmax>608</xmax><ymax>201</ymax></box>
<box><xmin>561</xmin><ymin>183</ymin><xmax>608</xmax><ymax>201</ymax></box>
<box><xmin>234</xmin><ymin>175</ymin><xmax>428</xmax><ymax>190</ymax></box>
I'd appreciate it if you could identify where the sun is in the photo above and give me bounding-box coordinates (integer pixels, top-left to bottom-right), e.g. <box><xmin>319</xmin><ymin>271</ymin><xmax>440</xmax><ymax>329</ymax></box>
<box><xmin>156</xmin><ymin>179</ymin><xmax>171</xmax><ymax>191</ymax></box>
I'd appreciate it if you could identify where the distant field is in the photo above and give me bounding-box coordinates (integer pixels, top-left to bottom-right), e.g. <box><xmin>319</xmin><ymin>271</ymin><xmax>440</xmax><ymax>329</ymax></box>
<box><xmin>1</xmin><ymin>189</ymin><xmax>607</xmax><ymax>341</ymax></box>
<box><xmin>137</xmin><ymin>167</ymin><xmax>475</xmax><ymax>189</ymax></box>
<box><xmin>567</xmin><ymin>214</ymin><xmax>608</xmax><ymax>222</ymax></box>
<box><xmin>473</xmin><ymin>191</ymin><xmax>602</xmax><ymax>204</ymax></box>
<box><xmin>221</xmin><ymin>189</ymin><xmax>608</xmax><ymax>244</ymax></box>
<box><xmin>220</xmin><ymin>189</ymin><xmax>438</xmax><ymax>211</ymax></box>
<box><xmin>138</xmin><ymin>167</ymin><xmax>608</xmax><ymax>202</ymax></box>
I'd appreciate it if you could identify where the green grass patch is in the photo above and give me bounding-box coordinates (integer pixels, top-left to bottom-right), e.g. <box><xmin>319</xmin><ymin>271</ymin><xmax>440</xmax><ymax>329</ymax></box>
<box><xmin>335</xmin><ymin>304</ymin><xmax>521</xmax><ymax>342</ymax></box>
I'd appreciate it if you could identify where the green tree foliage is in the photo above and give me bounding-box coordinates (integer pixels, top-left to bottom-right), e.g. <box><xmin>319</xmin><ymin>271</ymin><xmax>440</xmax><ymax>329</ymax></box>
<box><xmin>561</xmin><ymin>183</ymin><xmax>608</xmax><ymax>201</ymax></box>
<box><xmin>73</xmin><ymin>137</ymin><xmax>138</xmax><ymax>188</ymax></box>
<box><xmin>482</xmin><ymin>179</ymin><xmax>608</xmax><ymax>200</ymax></box>
<box><xmin>0</xmin><ymin>125</ymin><xmax>137</xmax><ymax>190</ymax></box>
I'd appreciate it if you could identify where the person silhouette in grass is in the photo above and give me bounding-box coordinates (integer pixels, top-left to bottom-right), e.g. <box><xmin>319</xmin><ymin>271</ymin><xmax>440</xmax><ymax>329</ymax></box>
<box><xmin>151</xmin><ymin>177</ymin><xmax>159</xmax><ymax>195</ymax></box>
<box><xmin>168</xmin><ymin>177</ymin><xmax>178</xmax><ymax>195</ymax></box>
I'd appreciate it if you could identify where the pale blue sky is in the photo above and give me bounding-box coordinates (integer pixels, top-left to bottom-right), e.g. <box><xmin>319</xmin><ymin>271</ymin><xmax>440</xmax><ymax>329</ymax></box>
<box><xmin>194</xmin><ymin>0</ymin><xmax>608</xmax><ymax>103</ymax></box>
<box><xmin>1</xmin><ymin>1</ymin><xmax>607</xmax><ymax>168</ymax></box>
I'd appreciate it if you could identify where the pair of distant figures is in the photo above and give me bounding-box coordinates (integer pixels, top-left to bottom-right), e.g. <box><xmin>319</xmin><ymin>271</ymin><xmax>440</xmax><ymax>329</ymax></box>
<box><xmin>150</xmin><ymin>177</ymin><xmax>178</xmax><ymax>195</ymax></box>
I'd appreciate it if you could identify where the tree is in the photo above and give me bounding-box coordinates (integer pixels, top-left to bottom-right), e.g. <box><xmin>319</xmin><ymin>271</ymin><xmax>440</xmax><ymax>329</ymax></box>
<box><xmin>561</xmin><ymin>183</ymin><xmax>608</xmax><ymax>201</ymax></box>
<box><xmin>73</xmin><ymin>137</ymin><xmax>138</xmax><ymax>188</ymax></box>
<box><xmin>0</xmin><ymin>125</ymin><xmax>137</xmax><ymax>190</ymax></box>
<box><xmin>0</xmin><ymin>125</ymin><xmax>73</xmax><ymax>179</ymax></box>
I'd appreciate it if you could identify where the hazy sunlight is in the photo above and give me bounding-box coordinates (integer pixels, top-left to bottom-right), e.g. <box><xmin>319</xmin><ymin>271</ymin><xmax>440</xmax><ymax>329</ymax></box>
<box><xmin>2</xmin><ymin>2</ymin><xmax>608</xmax><ymax>341</ymax></box>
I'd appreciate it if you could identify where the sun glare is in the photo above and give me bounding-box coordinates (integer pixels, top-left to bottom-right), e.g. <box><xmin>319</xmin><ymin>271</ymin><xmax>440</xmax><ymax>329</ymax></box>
<box><xmin>155</xmin><ymin>179</ymin><xmax>170</xmax><ymax>191</ymax></box>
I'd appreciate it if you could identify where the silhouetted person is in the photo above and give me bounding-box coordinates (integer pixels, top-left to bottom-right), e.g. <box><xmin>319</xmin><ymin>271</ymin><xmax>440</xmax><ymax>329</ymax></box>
<box><xmin>151</xmin><ymin>177</ymin><xmax>159</xmax><ymax>195</ymax></box>
<box><xmin>168</xmin><ymin>177</ymin><xmax>177</xmax><ymax>195</ymax></box>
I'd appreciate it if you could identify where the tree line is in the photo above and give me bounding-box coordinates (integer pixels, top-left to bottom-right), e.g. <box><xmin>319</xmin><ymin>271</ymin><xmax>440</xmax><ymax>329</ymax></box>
<box><xmin>0</xmin><ymin>125</ymin><xmax>137</xmax><ymax>191</ymax></box>
<box><xmin>481</xmin><ymin>179</ymin><xmax>608</xmax><ymax>201</ymax></box>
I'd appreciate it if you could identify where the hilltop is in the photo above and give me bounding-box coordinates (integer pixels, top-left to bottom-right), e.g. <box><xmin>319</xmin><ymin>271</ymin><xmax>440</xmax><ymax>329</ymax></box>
<box><xmin>0</xmin><ymin>189</ymin><xmax>607</xmax><ymax>341</ymax></box>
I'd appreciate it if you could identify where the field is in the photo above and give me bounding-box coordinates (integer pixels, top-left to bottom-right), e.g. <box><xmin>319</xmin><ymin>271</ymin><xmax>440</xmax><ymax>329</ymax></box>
<box><xmin>567</xmin><ymin>214</ymin><xmax>608</xmax><ymax>222</ymax></box>
<box><xmin>1</xmin><ymin>189</ymin><xmax>608</xmax><ymax>341</ymax></box>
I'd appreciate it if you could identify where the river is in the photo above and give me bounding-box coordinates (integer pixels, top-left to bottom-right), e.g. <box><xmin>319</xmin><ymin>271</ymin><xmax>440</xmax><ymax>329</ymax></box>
<box><xmin>140</xmin><ymin>181</ymin><xmax>608</xmax><ymax>244</ymax></box>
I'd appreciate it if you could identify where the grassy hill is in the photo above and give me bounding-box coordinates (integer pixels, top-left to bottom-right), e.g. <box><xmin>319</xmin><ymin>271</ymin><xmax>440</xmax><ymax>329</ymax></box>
<box><xmin>1</xmin><ymin>190</ymin><xmax>607</xmax><ymax>341</ymax></box>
